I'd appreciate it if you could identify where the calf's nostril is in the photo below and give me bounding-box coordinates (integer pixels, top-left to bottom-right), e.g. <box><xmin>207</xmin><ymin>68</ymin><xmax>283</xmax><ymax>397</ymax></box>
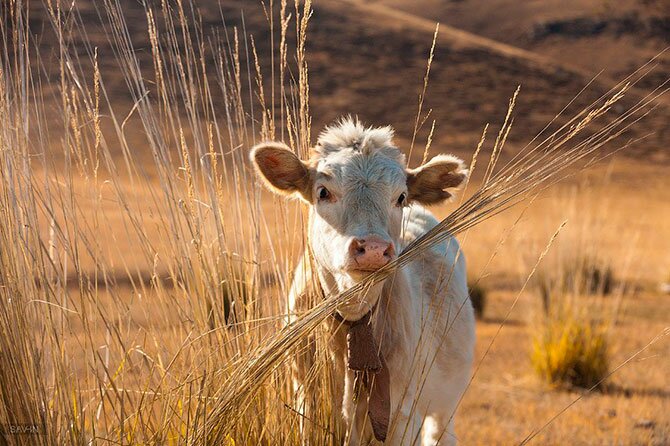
<box><xmin>348</xmin><ymin>239</ymin><xmax>367</xmax><ymax>257</ymax></box>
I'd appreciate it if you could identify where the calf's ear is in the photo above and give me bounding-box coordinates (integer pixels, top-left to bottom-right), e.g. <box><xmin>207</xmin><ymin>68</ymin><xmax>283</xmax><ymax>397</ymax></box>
<box><xmin>250</xmin><ymin>142</ymin><xmax>312</xmax><ymax>201</ymax></box>
<box><xmin>406</xmin><ymin>154</ymin><xmax>468</xmax><ymax>205</ymax></box>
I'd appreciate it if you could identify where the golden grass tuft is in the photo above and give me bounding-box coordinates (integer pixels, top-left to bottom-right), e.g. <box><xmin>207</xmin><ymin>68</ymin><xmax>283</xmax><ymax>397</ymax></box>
<box><xmin>531</xmin><ymin>311</ymin><xmax>609</xmax><ymax>389</ymax></box>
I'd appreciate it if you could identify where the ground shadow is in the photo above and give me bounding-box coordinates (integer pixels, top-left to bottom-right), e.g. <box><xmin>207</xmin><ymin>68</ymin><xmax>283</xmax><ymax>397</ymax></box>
<box><xmin>605</xmin><ymin>383</ymin><xmax>670</xmax><ymax>399</ymax></box>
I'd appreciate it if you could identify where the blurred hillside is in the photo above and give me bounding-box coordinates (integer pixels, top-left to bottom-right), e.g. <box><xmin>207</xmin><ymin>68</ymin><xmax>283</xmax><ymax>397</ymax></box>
<box><xmin>21</xmin><ymin>0</ymin><xmax>670</xmax><ymax>162</ymax></box>
<box><xmin>372</xmin><ymin>0</ymin><xmax>670</xmax><ymax>90</ymax></box>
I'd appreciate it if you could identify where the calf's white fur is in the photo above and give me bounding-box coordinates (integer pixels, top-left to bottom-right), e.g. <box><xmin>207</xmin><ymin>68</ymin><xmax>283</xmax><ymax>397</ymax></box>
<box><xmin>251</xmin><ymin>118</ymin><xmax>475</xmax><ymax>445</ymax></box>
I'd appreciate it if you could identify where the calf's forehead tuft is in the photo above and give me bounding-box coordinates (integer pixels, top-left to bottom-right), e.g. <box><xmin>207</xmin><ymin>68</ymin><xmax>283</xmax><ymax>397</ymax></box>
<box><xmin>312</xmin><ymin>117</ymin><xmax>404</xmax><ymax>165</ymax></box>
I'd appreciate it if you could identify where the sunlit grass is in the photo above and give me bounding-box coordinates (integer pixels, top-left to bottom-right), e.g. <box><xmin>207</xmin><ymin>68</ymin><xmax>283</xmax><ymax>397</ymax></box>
<box><xmin>531</xmin><ymin>310</ymin><xmax>609</xmax><ymax>389</ymax></box>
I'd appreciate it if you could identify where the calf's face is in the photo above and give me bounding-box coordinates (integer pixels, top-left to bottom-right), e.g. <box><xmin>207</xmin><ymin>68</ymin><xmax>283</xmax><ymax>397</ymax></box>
<box><xmin>251</xmin><ymin>131</ymin><xmax>467</xmax><ymax>317</ymax></box>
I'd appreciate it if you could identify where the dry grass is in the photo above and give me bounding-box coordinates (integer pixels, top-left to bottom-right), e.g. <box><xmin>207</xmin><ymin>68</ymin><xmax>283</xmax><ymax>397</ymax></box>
<box><xmin>459</xmin><ymin>289</ymin><xmax>669</xmax><ymax>445</ymax></box>
<box><xmin>531</xmin><ymin>311</ymin><xmax>609</xmax><ymax>390</ymax></box>
<box><xmin>520</xmin><ymin>179</ymin><xmax>629</xmax><ymax>391</ymax></box>
<box><xmin>0</xmin><ymin>1</ymin><xmax>668</xmax><ymax>445</ymax></box>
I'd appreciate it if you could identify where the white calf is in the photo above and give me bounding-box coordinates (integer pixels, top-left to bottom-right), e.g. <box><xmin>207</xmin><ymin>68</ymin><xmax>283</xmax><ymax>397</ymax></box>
<box><xmin>251</xmin><ymin>117</ymin><xmax>475</xmax><ymax>445</ymax></box>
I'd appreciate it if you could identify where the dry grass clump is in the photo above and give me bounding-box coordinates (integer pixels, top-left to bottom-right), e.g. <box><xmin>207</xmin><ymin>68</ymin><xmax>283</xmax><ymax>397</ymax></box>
<box><xmin>531</xmin><ymin>309</ymin><xmax>609</xmax><ymax>389</ymax></box>
<box><xmin>525</xmin><ymin>183</ymin><xmax>636</xmax><ymax>391</ymax></box>
<box><xmin>535</xmin><ymin>256</ymin><xmax>615</xmax><ymax>312</ymax></box>
<box><xmin>0</xmin><ymin>0</ymin><xmax>340</xmax><ymax>443</ymax></box>
<box><xmin>528</xmin><ymin>179</ymin><xmax>630</xmax><ymax>315</ymax></box>
<box><xmin>562</xmin><ymin>256</ymin><xmax>614</xmax><ymax>295</ymax></box>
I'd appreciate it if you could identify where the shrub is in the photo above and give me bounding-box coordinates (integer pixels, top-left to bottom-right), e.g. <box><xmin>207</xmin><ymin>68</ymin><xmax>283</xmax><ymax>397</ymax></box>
<box><xmin>534</xmin><ymin>256</ymin><xmax>615</xmax><ymax>314</ymax></box>
<box><xmin>531</xmin><ymin>312</ymin><xmax>609</xmax><ymax>389</ymax></box>
<box><xmin>574</xmin><ymin>257</ymin><xmax>614</xmax><ymax>295</ymax></box>
<box><xmin>468</xmin><ymin>281</ymin><xmax>487</xmax><ymax>319</ymax></box>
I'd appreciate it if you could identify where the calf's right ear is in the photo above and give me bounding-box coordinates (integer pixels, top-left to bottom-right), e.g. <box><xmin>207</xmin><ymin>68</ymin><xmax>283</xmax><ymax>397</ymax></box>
<box><xmin>406</xmin><ymin>154</ymin><xmax>468</xmax><ymax>205</ymax></box>
<box><xmin>250</xmin><ymin>142</ymin><xmax>312</xmax><ymax>201</ymax></box>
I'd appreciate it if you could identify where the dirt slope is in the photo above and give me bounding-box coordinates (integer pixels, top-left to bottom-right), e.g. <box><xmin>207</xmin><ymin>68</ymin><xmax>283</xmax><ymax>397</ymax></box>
<box><xmin>22</xmin><ymin>0</ymin><xmax>670</xmax><ymax>162</ymax></box>
<box><xmin>370</xmin><ymin>0</ymin><xmax>670</xmax><ymax>92</ymax></box>
<box><xmin>309</xmin><ymin>0</ymin><xmax>668</xmax><ymax>161</ymax></box>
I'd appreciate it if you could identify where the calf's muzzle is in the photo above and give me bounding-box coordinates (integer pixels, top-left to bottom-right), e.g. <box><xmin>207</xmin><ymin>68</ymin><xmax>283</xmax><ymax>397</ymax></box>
<box><xmin>347</xmin><ymin>235</ymin><xmax>395</xmax><ymax>271</ymax></box>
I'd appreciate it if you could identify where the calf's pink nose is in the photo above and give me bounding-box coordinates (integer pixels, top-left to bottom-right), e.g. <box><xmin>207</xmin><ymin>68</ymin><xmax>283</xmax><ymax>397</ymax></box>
<box><xmin>348</xmin><ymin>236</ymin><xmax>395</xmax><ymax>270</ymax></box>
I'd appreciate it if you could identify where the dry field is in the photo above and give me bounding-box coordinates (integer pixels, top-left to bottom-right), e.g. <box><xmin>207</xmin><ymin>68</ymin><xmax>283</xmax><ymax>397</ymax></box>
<box><xmin>0</xmin><ymin>0</ymin><xmax>668</xmax><ymax>445</ymax></box>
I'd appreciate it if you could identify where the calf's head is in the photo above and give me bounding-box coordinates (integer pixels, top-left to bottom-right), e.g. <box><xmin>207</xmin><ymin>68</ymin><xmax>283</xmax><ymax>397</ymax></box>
<box><xmin>251</xmin><ymin>119</ymin><xmax>467</xmax><ymax>319</ymax></box>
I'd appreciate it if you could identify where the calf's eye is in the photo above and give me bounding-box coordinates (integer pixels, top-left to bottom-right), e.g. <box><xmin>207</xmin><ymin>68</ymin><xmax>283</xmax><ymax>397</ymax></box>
<box><xmin>396</xmin><ymin>192</ymin><xmax>407</xmax><ymax>207</ymax></box>
<box><xmin>317</xmin><ymin>186</ymin><xmax>331</xmax><ymax>202</ymax></box>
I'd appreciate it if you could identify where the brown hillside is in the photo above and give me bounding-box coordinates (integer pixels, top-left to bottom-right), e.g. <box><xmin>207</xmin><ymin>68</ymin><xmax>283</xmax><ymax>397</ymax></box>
<box><xmin>23</xmin><ymin>0</ymin><xmax>669</xmax><ymax>162</ymax></box>
<box><xmin>372</xmin><ymin>0</ymin><xmax>670</xmax><ymax>95</ymax></box>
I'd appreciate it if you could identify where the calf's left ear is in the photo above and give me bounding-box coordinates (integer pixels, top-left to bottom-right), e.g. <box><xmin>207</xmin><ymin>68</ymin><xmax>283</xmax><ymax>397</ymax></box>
<box><xmin>406</xmin><ymin>154</ymin><xmax>468</xmax><ymax>205</ymax></box>
<box><xmin>250</xmin><ymin>142</ymin><xmax>312</xmax><ymax>201</ymax></box>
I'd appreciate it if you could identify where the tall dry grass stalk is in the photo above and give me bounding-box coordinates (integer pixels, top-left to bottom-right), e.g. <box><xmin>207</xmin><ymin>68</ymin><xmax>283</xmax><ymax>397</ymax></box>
<box><xmin>1</xmin><ymin>0</ymin><xmax>321</xmax><ymax>443</ymax></box>
<box><xmin>0</xmin><ymin>0</ymin><xmax>666</xmax><ymax>444</ymax></box>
